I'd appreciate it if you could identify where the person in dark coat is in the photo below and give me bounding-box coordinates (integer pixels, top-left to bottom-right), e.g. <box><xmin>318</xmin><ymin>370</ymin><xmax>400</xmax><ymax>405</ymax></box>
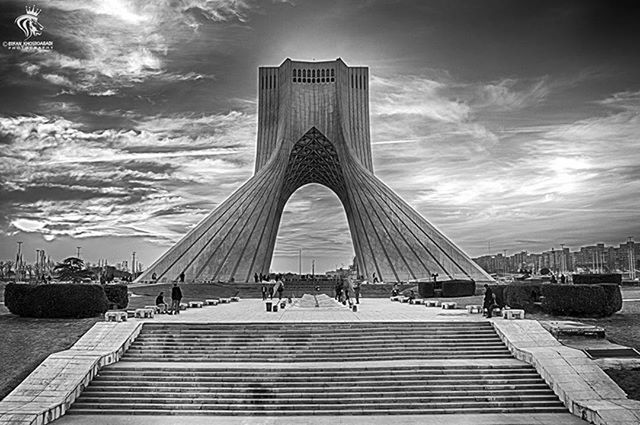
<box><xmin>171</xmin><ymin>283</ymin><xmax>183</xmax><ymax>315</ymax></box>
<box><xmin>261</xmin><ymin>285</ymin><xmax>267</xmax><ymax>300</ymax></box>
<box><xmin>483</xmin><ymin>284</ymin><xmax>494</xmax><ymax>317</ymax></box>
<box><xmin>354</xmin><ymin>280</ymin><xmax>361</xmax><ymax>304</ymax></box>
<box><xmin>276</xmin><ymin>280</ymin><xmax>284</xmax><ymax>300</ymax></box>
<box><xmin>155</xmin><ymin>291</ymin><xmax>168</xmax><ymax>313</ymax></box>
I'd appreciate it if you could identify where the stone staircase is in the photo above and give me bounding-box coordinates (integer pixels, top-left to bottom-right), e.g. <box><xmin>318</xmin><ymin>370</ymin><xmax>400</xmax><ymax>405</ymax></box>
<box><xmin>67</xmin><ymin>321</ymin><xmax>567</xmax><ymax>416</ymax></box>
<box><xmin>121</xmin><ymin>322</ymin><xmax>512</xmax><ymax>361</ymax></box>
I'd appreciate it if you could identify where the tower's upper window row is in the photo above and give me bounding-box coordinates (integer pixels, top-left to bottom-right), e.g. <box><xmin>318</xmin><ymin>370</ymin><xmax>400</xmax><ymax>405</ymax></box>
<box><xmin>292</xmin><ymin>68</ymin><xmax>335</xmax><ymax>84</ymax></box>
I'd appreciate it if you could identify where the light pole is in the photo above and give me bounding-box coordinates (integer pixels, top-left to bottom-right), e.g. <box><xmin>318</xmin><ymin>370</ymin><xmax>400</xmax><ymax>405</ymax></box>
<box><xmin>35</xmin><ymin>249</ymin><xmax>41</xmax><ymax>279</ymax></box>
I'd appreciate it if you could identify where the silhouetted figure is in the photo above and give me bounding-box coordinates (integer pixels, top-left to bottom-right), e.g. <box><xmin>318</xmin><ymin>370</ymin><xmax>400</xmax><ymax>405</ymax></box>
<box><xmin>483</xmin><ymin>284</ymin><xmax>494</xmax><ymax>317</ymax></box>
<box><xmin>550</xmin><ymin>274</ymin><xmax>557</xmax><ymax>284</ymax></box>
<box><xmin>560</xmin><ymin>274</ymin><xmax>566</xmax><ymax>284</ymax></box>
<box><xmin>171</xmin><ymin>283</ymin><xmax>182</xmax><ymax>315</ymax></box>
<box><xmin>277</xmin><ymin>280</ymin><xmax>284</xmax><ymax>300</ymax></box>
<box><xmin>254</xmin><ymin>273</ymin><xmax>259</xmax><ymax>283</ymax></box>
<box><xmin>372</xmin><ymin>272</ymin><xmax>379</xmax><ymax>283</ymax></box>
<box><xmin>261</xmin><ymin>285</ymin><xmax>267</xmax><ymax>300</ymax></box>
<box><xmin>354</xmin><ymin>281</ymin><xmax>361</xmax><ymax>304</ymax></box>
<box><xmin>156</xmin><ymin>291</ymin><xmax>168</xmax><ymax>313</ymax></box>
<box><xmin>486</xmin><ymin>293</ymin><xmax>500</xmax><ymax>318</ymax></box>
<box><xmin>343</xmin><ymin>288</ymin><xmax>352</xmax><ymax>306</ymax></box>
<box><xmin>179</xmin><ymin>272</ymin><xmax>185</xmax><ymax>283</ymax></box>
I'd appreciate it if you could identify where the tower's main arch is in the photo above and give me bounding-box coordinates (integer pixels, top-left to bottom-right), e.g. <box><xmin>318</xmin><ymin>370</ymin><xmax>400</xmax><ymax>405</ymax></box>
<box><xmin>137</xmin><ymin>58</ymin><xmax>493</xmax><ymax>283</ymax></box>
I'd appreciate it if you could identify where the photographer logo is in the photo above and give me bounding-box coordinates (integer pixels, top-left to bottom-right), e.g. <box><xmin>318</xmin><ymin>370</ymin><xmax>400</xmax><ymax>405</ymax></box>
<box><xmin>3</xmin><ymin>5</ymin><xmax>53</xmax><ymax>51</ymax></box>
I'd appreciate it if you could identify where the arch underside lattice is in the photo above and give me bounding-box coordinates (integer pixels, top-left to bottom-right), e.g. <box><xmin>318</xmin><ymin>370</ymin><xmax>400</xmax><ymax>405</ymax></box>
<box><xmin>138</xmin><ymin>127</ymin><xmax>492</xmax><ymax>283</ymax></box>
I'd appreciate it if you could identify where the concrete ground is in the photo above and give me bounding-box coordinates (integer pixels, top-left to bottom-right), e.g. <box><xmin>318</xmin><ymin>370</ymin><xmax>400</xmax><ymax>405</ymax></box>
<box><xmin>146</xmin><ymin>297</ymin><xmax>487</xmax><ymax>322</ymax></box>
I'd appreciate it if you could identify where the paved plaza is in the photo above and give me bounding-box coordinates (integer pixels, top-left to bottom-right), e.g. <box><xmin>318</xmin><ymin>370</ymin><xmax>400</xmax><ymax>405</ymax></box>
<box><xmin>142</xmin><ymin>297</ymin><xmax>488</xmax><ymax>322</ymax></box>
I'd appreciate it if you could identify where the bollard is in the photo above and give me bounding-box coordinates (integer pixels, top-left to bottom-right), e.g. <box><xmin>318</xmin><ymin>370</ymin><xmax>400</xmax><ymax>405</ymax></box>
<box><xmin>266</xmin><ymin>301</ymin><xmax>272</xmax><ymax>312</ymax></box>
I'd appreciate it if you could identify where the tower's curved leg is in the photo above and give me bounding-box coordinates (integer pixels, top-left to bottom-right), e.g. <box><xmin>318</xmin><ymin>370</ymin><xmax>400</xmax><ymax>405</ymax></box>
<box><xmin>343</xmin><ymin>159</ymin><xmax>493</xmax><ymax>282</ymax></box>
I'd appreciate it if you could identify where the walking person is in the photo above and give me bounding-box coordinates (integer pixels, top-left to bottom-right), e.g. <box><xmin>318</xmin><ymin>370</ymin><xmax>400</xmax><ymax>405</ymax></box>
<box><xmin>354</xmin><ymin>280</ymin><xmax>361</xmax><ymax>304</ymax></box>
<box><xmin>171</xmin><ymin>282</ymin><xmax>183</xmax><ymax>315</ymax></box>
<box><xmin>482</xmin><ymin>284</ymin><xmax>493</xmax><ymax>317</ymax></box>
<box><xmin>344</xmin><ymin>277</ymin><xmax>355</xmax><ymax>306</ymax></box>
<box><xmin>276</xmin><ymin>279</ymin><xmax>285</xmax><ymax>300</ymax></box>
<box><xmin>179</xmin><ymin>271</ymin><xmax>185</xmax><ymax>284</ymax></box>
<box><xmin>261</xmin><ymin>284</ymin><xmax>267</xmax><ymax>300</ymax></box>
<box><xmin>268</xmin><ymin>280</ymin><xmax>275</xmax><ymax>299</ymax></box>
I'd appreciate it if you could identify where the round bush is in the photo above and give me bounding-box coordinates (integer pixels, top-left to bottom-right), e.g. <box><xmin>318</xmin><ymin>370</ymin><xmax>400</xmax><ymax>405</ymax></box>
<box><xmin>503</xmin><ymin>283</ymin><xmax>541</xmax><ymax>312</ymax></box>
<box><xmin>103</xmin><ymin>284</ymin><xmax>129</xmax><ymax>309</ymax></box>
<box><xmin>541</xmin><ymin>284</ymin><xmax>622</xmax><ymax>317</ymax></box>
<box><xmin>4</xmin><ymin>282</ymin><xmax>109</xmax><ymax>318</ymax></box>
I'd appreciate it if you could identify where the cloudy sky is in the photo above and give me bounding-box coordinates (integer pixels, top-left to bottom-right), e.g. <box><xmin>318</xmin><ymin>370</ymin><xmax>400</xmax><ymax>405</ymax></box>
<box><xmin>1</xmin><ymin>0</ymin><xmax>639</xmax><ymax>273</ymax></box>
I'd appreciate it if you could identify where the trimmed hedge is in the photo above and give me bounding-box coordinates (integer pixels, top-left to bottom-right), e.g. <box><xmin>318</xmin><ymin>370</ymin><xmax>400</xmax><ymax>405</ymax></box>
<box><xmin>4</xmin><ymin>282</ymin><xmax>109</xmax><ymax>318</ymax></box>
<box><xmin>103</xmin><ymin>284</ymin><xmax>129</xmax><ymax>309</ymax></box>
<box><xmin>541</xmin><ymin>284</ymin><xmax>622</xmax><ymax>317</ymax></box>
<box><xmin>441</xmin><ymin>280</ymin><xmax>476</xmax><ymax>297</ymax></box>
<box><xmin>573</xmin><ymin>274</ymin><xmax>622</xmax><ymax>285</ymax></box>
<box><xmin>503</xmin><ymin>283</ymin><xmax>541</xmax><ymax>312</ymax></box>
<box><xmin>601</xmin><ymin>283</ymin><xmax>623</xmax><ymax>316</ymax></box>
<box><xmin>418</xmin><ymin>281</ymin><xmax>435</xmax><ymax>298</ymax></box>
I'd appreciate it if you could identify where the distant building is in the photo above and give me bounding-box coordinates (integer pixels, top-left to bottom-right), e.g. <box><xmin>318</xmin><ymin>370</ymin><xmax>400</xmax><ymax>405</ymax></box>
<box><xmin>473</xmin><ymin>239</ymin><xmax>638</xmax><ymax>277</ymax></box>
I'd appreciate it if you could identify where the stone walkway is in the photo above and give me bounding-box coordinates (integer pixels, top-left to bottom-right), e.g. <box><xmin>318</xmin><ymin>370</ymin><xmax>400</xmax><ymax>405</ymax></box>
<box><xmin>156</xmin><ymin>298</ymin><xmax>485</xmax><ymax>322</ymax></box>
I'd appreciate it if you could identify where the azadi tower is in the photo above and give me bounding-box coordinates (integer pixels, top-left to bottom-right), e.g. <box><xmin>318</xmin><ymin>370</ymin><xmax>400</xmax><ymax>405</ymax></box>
<box><xmin>137</xmin><ymin>58</ymin><xmax>492</xmax><ymax>284</ymax></box>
